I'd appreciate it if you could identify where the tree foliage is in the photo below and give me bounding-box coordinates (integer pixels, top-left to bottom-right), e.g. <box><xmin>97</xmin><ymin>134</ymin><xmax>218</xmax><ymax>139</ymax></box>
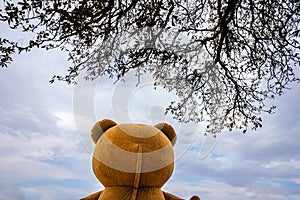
<box><xmin>0</xmin><ymin>0</ymin><xmax>299</xmax><ymax>134</ymax></box>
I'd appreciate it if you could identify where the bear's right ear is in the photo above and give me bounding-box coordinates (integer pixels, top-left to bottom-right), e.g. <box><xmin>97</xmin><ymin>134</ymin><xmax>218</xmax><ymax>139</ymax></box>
<box><xmin>91</xmin><ymin>119</ymin><xmax>117</xmax><ymax>143</ymax></box>
<box><xmin>155</xmin><ymin>123</ymin><xmax>177</xmax><ymax>146</ymax></box>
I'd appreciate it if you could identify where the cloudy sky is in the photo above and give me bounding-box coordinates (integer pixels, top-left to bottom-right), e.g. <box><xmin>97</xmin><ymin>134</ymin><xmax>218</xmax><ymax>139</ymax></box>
<box><xmin>1</xmin><ymin>29</ymin><xmax>300</xmax><ymax>200</ymax></box>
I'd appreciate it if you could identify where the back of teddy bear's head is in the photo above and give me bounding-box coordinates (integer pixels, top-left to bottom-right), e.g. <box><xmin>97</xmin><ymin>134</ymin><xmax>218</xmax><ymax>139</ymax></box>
<box><xmin>91</xmin><ymin>119</ymin><xmax>177</xmax><ymax>188</ymax></box>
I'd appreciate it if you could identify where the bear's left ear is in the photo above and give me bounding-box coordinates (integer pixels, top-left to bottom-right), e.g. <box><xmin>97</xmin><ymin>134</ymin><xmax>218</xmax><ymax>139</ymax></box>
<box><xmin>155</xmin><ymin>123</ymin><xmax>177</xmax><ymax>146</ymax></box>
<box><xmin>91</xmin><ymin>119</ymin><xmax>117</xmax><ymax>144</ymax></box>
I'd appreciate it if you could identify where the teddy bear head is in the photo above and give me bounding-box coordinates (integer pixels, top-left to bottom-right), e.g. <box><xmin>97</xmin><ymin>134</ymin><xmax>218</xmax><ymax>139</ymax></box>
<box><xmin>90</xmin><ymin>119</ymin><xmax>177</xmax><ymax>188</ymax></box>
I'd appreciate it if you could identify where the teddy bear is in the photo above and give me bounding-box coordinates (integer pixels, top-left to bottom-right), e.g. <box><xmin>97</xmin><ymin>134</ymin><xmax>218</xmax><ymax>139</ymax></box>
<box><xmin>81</xmin><ymin>119</ymin><xmax>200</xmax><ymax>200</ymax></box>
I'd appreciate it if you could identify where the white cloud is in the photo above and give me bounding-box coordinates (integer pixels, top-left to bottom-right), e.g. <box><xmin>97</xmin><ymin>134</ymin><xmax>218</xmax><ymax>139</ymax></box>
<box><xmin>165</xmin><ymin>180</ymin><xmax>261</xmax><ymax>200</ymax></box>
<box><xmin>52</xmin><ymin>111</ymin><xmax>76</xmax><ymax>131</ymax></box>
<box><xmin>0</xmin><ymin>48</ymin><xmax>97</xmax><ymax>199</ymax></box>
<box><xmin>0</xmin><ymin>185</ymin><xmax>26</xmax><ymax>200</ymax></box>
<box><xmin>261</xmin><ymin>159</ymin><xmax>300</xmax><ymax>170</ymax></box>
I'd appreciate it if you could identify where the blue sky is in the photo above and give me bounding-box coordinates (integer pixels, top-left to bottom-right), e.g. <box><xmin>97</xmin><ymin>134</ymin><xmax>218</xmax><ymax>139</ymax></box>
<box><xmin>1</xmin><ymin>31</ymin><xmax>300</xmax><ymax>200</ymax></box>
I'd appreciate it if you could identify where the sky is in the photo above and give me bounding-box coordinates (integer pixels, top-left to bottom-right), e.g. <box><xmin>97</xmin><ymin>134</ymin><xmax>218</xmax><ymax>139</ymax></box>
<box><xmin>1</xmin><ymin>30</ymin><xmax>300</xmax><ymax>200</ymax></box>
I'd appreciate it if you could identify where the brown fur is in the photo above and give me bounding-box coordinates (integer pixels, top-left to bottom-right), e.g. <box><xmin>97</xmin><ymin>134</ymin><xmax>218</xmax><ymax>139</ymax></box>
<box><xmin>81</xmin><ymin>119</ymin><xmax>200</xmax><ymax>200</ymax></box>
